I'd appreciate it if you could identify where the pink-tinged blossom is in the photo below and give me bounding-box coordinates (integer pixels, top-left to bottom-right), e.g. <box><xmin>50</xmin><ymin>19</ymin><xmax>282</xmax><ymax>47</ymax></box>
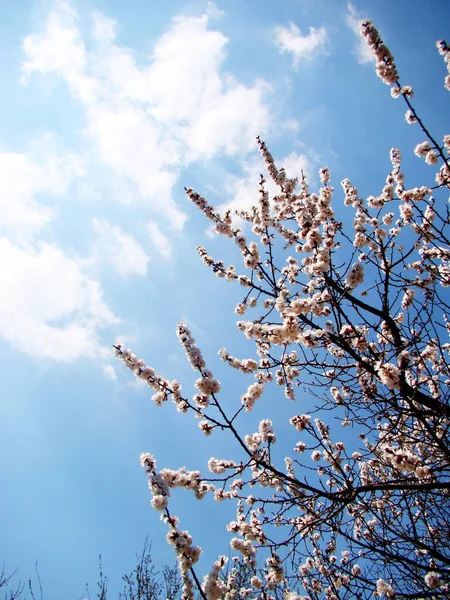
<box><xmin>401</xmin><ymin>288</ymin><xmax>416</xmax><ymax>309</ymax></box>
<box><xmin>230</xmin><ymin>537</ymin><xmax>256</xmax><ymax>559</ymax></box>
<box><xmin>195</xmin><ymin>376</ymin><xmax>221</xmax><ymax>396</ymax></box>
<box><xmin>290</xmin><ymin>414</ymin><xmax>311</xmax><ymax>432</ymax></box>
<box><xmin>376</xmin><ymin>579</ymin><xmax>395</xmax><ymax>597</ymax></box>
<box><xmin>378</xmin><ymin>363</ymin><xmax>401</xmax><ymax>389</ymax></box>
<box><xmin>113</xmin><ymin>26</ymin><xmax>450</xmax><ymax>597</ymax></box>
<box><xmin>425</xmin><ymin>149</ymin><xmax>439</xmax><ymax>165</ymax></box>
<box><xmin>295</xmin><ymin>441</ymin><xmax>306</xmax><ymax>453</ymax></box>
<box><xmin>345</xmin><ymin>263</ymin><xmax>364</xmax><ymax>289</ymax></box>
<box><xmin>436</xmin><ymin>163</ymin><xmax>450</xmax><ymax>186</ymax></box>
<box><xmin>219</xmin><ymin>348</ymin><xmax>258</xmax><ymax>373</ymax></box>
<box><xmin>113</xmin><ymin>345</ymin><xmax>182</xmax><ymax>406</ymax></box>
<box><xmin>166</xmin><ymin>526</ymin><xmax>202</xmax><ymax>574</ymax></box>
<box><xmin>259</xmin><ymin>419</ymin><xmax>276</xmax><ymax>443</ymax></box>
<box><xmin>400</xmin><ymin>85</ymin><xmax>414</xmax><ymax>97</ymax></box>
<box><xmin>444</xmin><ymin>134</ymin><xmax>450</xmax><ymax>154</ymax></box>
<box><xmin>405</xmin><ymin>109</ymin><xmax>417</xmax><ymax>124</ymax></box>
<box><xmin>177</xmin><ymin>322</ymin><xmax>206</xmax><ymax>371</ymax></box>
<box><xmin>208</xmin><ymin>457</ymin><xmax>236</xmax><ymax>474</ymax></box>
<box><xmin>151</xmin><ymin>494</ymin><xmax>168</xmax><ymax>511</ymax></box>
<box><xmin>201</xmin><ymin>556</ymin><xmax>228</xmax><ymax>600</ymax></box>
<box><xmin>319</xmin><ymin>167</ymin><xmax>330</xmax><ymax>184</ymax></box>
<box><xmin>436</xmin><ymin>40</ymin><xmax>450</xmax><ymax>90</ymax></box>
<box><xmin>330</xmin><ymin>386</ymin><xmax>343</xmax><ymax>404</ymax></box>
<box><xmin>360</xmin><ymin>21</ymin><xmax>399</xmax><ymax>85</ymax></box>
<box><xmin>400</xmin><ymin>203</ymin><xmax>413</xmax><ymax>222</ymax></box>
<box><xmin>425</xmin><ymin>571</ymin><xmax>441</xmax><ymax>589</ymax></box>
<box><xmin>235</xmin><ymin>302</ymin><xmax>247</xmax><ymax>315</ymax></box>
<box><xmin>414</xmin><ymin>141</ymin><xmax>431</xmax><ymax>157</ymax></box>
<box><xmin>140</xmin><ymin>452</ymin><xmax>157</xmax><ymax>474</ymax></box>
<box><xmin>199</xmin><ymin>420</ymin><xmax>214</xmax><ymax>435</ymax></box>
<box><xmin>241</xmin><ymin>382</ymin><xmax>264</xmax><ymax>411</ymax></box>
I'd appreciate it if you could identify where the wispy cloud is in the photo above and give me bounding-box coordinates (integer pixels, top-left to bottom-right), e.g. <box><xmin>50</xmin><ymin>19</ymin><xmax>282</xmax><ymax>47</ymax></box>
<box><xmin>0</xmin><ymin>238</ymin><xmax>116</xmax><ymax>361</ymax></box>
<box><xmin>21</xmin><ymin>1</ymin><xmax>271</xmax><ymax>231</ymax></box>
<box><xmin>205</xmin><ymin>0</ymin><xmax>224</xmax><ymax>20</ymax></box>
<box><xmin>0</xmin><ymin>137</ymin><xmax>83</xmax><ymax>242</ymax></box>
<box><xmin>274</xmin><ymin>22</ymin><xmax>328</xmax><ymax>67</ymax></box>
<box><xmin>147</xmin><ymin>220</ymin><xmax>173</xmax><ymax>259</ymax></box>
<box><xmin>0</xmin><ymin>133</ymin><xmax>115</xmax><ymax>362</ymax></box>
<box><xmin>103</xmin><ymin>363</ymin><xmax>117</xmax><ymax>380</ymax></box>
<box><xmin>7</xmin><ymin>0</ymin><xmax>276</xmax><ymax>364</ymax></box>
<box><xmin>93</xmin><ymin>219</ymin><xmax>150</xmax><ymax>277</ymax></box>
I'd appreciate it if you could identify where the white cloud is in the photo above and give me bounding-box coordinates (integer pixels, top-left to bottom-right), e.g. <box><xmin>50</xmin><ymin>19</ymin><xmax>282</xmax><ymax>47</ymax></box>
<box><xmin>135</xmin><ymin>15</ymin><xmax>228</xmax><ymax>124</ymax></box>
<box><xmin>183</xmin><ymin>80</ymin><xmax>271</xmax><ymax>160</ymax></box>
<box><xmin>282</xmin><ymin>151</ymin><xmax>312</xmax><ymax>181</ymax></box>
<box><xmin>0</xmin><ymin>138</ymin><xmax>84</xmax><ymax>242</ymax></box>
<box><xmin>103</xmin><ymin>364</ymin><xmax>117</xmax><ymax>380</ymax></box>
<box><xmin>21</xmin><ymin>2</ymin><xmax>271</xmax><ymax>229</ymax></box>
<box><xmin>0</xmin><ymin>134</ymin><xmax>114</xmax><ymax>365</ymax></box>
<box><xmin>93</xmin><ymin>219</ymin><xmax>150</xmax><ymax>277</ymax></box>
<box><xmin>10</xmin><ymin>0</ymin><xmax>275</xmax><ymax>364</ymax></box>
<box><xmin>0</xmin><ymin>238</ymin><xmax>116</xmax><ymax>361</ymax></box>
<box><xmin>21</xmin><ymin>0</ymin><xmax>99</xmax><ymax>103</ymax></box>
<box><xmin>85</xmin><ymin>103</ymin><xmax>185</xmax><ymax>230</ymax></box>
<box><xmin>345</xmin><ymin>3</ymin><xmax>375</xmax><ymax>65</ymax></box>
<box><xmin>274</xmin><ymin>22</ymin><xmax>328</xmax><ymax>67</ymax></box>
<box><xmin>280</xmin><ymin>119</ymin><xmax>300</xmax><ymax>132</ymax></box>
<box><xmin>205</xmin><ymin>1</ymin><xmax>224</xmax><ymax>20</ymax></box>
<box><xmin>147</xmin><ymin>220</ymin><xmax>173</xmax><ymax>259</ymax></box>
<box><xmin>91</xmin><ymin>10</ymin><xmax>116</xmax><ymax>42</ymax></box>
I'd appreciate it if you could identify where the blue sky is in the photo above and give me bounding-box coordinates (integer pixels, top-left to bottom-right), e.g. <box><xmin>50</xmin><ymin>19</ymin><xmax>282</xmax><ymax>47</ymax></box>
<box><xmin>0</xmin><ymin>0</ymin><xmax>449</xmax><ymax>597</ymax></box>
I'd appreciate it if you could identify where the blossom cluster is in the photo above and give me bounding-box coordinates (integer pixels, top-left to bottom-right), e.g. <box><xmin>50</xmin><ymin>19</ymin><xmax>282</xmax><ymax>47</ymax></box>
<box><xmin>166</xmin><ymin>524</ymin><xmax>202</xmax><ymax>574</ymax></box>
<box><xmin>201</xmin><ymin>556</ymin><xmax>228</xmax><ymax>600</ymax></box>
<box><xmin>360</xmin><ymin>20</ymin><xmax>398</xmax><ymax>85</ymax></box>
<box><xmin>113</xmin><ymin>344</ymin><xmax>185</xmax><ymax>408</ymax></box>
<box><xmin>218</xmin><ymin>348</ymin><xmax>259</xmax><ymax>373</ymax></box>
<box><xmin>436</xmin><ymin>40</ymin><xmax>450</xmax><ymax>91</ymax></box>
<box><xmin>114</xmin><ymin>17</ymin><xmax>450</xmax><ymax>600</ymax></box>
<box><xmin>140</xmin><ymin>452</ymin><xmax>214</xmax><ymax>507</ymax></box>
